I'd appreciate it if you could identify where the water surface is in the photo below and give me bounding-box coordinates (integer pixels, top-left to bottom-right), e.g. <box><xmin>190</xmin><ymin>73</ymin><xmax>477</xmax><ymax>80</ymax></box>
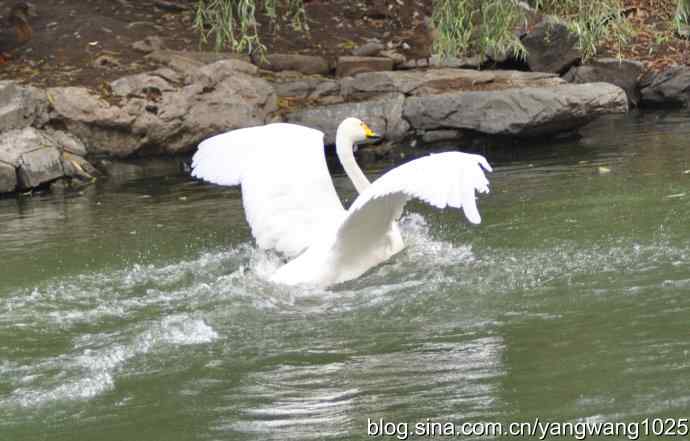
<box><xmin>1</xmin><ymin>111</ymin><xmax>689</xmax><ymax>440</ymax></box>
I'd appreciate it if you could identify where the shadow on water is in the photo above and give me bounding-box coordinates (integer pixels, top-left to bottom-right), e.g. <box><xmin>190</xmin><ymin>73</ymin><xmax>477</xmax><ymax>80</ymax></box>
<box><xmin>1</xmin><ymin>110</ymin><xmax>690</xmax><ymax>440</ymax></box>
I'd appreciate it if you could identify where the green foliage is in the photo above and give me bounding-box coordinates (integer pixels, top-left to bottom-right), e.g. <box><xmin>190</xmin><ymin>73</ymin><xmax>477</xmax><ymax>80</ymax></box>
<box><xmin>533</xmin><ymin>0</ymin><xmax>631</xmax><ymax>60</ymax></box>
<box><xmin>196</xmin><ymin>0</ymin><xmax>631</xmax><ymax>62</ymax></box>
<box><xmin>194</xmin><ymin>0</ymin><xmax>305</xmax><ymax>54</ymax></box>
<box><xmin>432</xmin><ymin>0</ymin><xmax>528</xmax><ymax>60</ymax></box>
<box><xmin>432</xmin><ymin>0</ymin><xmax>631</xmax><ymax>61</ymax></box>
<box><xmin>675</xmin><ymin>0</ymin><xmax>690</xmax><ymax>34</ymax></box>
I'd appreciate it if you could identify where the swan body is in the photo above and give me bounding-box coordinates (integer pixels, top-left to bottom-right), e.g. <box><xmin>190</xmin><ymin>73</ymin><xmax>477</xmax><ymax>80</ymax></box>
<box><xmin>191</xmin><ymin>118</ymin><xmax>491</xmax><ymax>287</ymax></box>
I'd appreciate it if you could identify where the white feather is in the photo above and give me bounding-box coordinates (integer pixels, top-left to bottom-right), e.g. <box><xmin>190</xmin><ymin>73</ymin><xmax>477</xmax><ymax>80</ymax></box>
<box><xmin>191</xmin><ymin>120</ymin><xmax>492</xmax><ymax>287</ymax></box>
<box><xmin>192</xmin><ymin>123</ymin><xmax>345</xmax><ymax>257</ymax></box>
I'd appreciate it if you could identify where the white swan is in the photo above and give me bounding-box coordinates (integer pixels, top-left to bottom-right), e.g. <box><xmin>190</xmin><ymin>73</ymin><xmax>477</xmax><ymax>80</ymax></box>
<box><xmin>191</xmin><ymin>118</ymin><xmax>492</xmax><ymax>287</ymax></box>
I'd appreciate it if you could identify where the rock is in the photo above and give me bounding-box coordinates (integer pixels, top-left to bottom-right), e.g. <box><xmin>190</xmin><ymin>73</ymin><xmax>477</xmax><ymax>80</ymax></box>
<box><xmin>287</xmin><ymin>94</ymin><xmax>409</xmax><ymax>145</ymax></box>
<box><xmin>0</xmin><ymin>127</ymin><xmax>64</xmax><ymax>190</ymax></box>
<box><xmin>93</xmin><ymin>54</ymin><xmax>121</xmax><ymax>69</ymax></box>
<box><xmin>335</xmin><ymin>56</ymin><xmax>394</xmax><ymax>78</ymax></box>
<box><xmin>640</xmin><ymin>66</ymin><xmax>690</xmax><ymax>107</ymax></box>
<box><xmin>352</xmin><ymin>42</ymin><xmax>384</xmax><ymax>57</ymax></box>
<box><xmin>62</xmin><ymin>152</ymin><xmax>98</xmax><ymax>180</ymax></box>
<box><xmin>146</xmin><ymin>50</ymin><xmax>251</xmax><ymax>76</ymax></box>
<box><xmin>48</xmin><ymin>60</ymin><xmax>277</xmax><ymax>157</ymax></box>
<box><xmin>154</xmin><ymin>0</ymin><xmax>189</xmax><ymax>11</ymax></box>
<box><xmin>0</xmin><ymin>81</ymin><xmax>48</xmax><ymax>132</ymax></box>
<box><xmin>132</xmin><ymin>36</ymin><xmax>166</xmax><ymax>53</ymax></box>
<box><xmin>17</xmin><ymin>147</ymin><xmax>63</xmax><ymax>189</ymax></box>
<box><xmin>49</xmin><ymin>179</ymin><xmax>67</xmax><ymax>194</ymax></box>
<box><xmin>563</xmin><ymin>58</ymin><xmax>643</xmax><ymax>106</ymax></box>
<box><xmin>522</xmin><ymin>19</ymin><xmax>581</xmax><ymax>74</ymax></box>
<box><xmin>398</xmin><ymin>58</ymin><xmax>431</xmax><ymax>69</ymax></box>
<box><xmin>273</xmin><ymin>78</ymin><xmax>340</xmax><ymax>100</ymax></box>
<box><xmin>404</xmin><ymin>82</ymin><xmax>628</xmax><ymax>137</ymax></box>
<box><xmin>340</xmin><ymin>68</ymin><xmax>563</xmax><ymax>99</ymax></box>
<box><xmin>254</xmin><ymin>53</ymin><xmax>330</xmax><ymax>75</ymax></box>
<box><xmin>429</xmin><ymin>54</ymin><xmax>484</xmax><ymax>69</ymax></box>
<box><xmin>421</xmin><ymin>129</ymin><xmax>463</xmax><ymax>144</ymax></box>
<box><xmin>44</xmin><ymin>129</ymin><xmax>88</xmax><ymax>156</ymax></box>
<box><xmin>379</xmin><ymin>50</ymin><xmax>407</xmax><ymax>66</ymax></box>
<box><xmin>0</xmin><ymin>162</ymin><xmax>16</xmax><ymax>193</ymax></box>
<box><xmin>47</xmin><ymin>87</ymin><xmax>137</xmax><ymax>157</ymax></box>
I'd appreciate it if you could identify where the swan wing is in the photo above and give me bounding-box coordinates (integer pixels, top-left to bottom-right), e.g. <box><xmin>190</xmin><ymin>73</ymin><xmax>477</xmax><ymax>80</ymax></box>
<box><xmin>333</xmin><ymin>151</ymin><xmax>492</xmax><ymax>259</ymax></box>
<box><xmin>191</xmin><ymin>123</ymin><xmax>346</xmax><ymax>256</ymax></box>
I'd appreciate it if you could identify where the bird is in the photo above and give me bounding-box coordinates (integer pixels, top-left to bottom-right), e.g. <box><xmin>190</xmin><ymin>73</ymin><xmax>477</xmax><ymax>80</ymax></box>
<box><xmin>0</xmin><ymin>2</ymin><xmax>32</xmax><ymax>64</ymax></box>
<box><xmin>191</xmin><ymin>118</ymin><xmax>492</xmax><ymax>287</ymax></box>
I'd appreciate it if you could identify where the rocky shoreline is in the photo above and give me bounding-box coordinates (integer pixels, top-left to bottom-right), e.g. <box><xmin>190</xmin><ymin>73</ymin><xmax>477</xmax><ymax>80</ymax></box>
<box><xmin>3</xmin><ymin>40</ymin><xmax>690</xmax><ymax>196</ymax></box>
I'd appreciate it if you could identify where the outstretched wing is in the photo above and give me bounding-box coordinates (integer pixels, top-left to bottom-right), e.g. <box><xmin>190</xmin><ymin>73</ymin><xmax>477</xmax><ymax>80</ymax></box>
<box><xmin>192</xmin><ymin>123</ymin><xmax>346</xmax><ymax>256</ymax></box>
<box><xmin>333</xmin><ymin>152</ymin><xmax>492</xmax><ymax>258</ymax></box>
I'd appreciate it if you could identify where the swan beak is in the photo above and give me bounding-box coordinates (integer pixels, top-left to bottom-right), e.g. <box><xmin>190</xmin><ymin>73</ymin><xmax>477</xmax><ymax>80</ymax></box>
<box><xmin>362</xmin><ymin>123</ymin><xmax>382</xmax><ymax>142</ymax></box>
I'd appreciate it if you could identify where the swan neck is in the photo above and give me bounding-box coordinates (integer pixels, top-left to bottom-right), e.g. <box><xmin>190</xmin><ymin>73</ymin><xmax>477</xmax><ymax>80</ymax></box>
<box><xmin>336</xmin><ymin>132</ymin><xmax>370</xmax><ymax>194</ymax></box>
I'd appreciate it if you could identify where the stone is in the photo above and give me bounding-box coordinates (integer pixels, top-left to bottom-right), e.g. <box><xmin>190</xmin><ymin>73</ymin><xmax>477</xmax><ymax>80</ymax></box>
<box><xmin>421</xmin><ymin>130</ymin><xmax>463</xmax><ymax>144</ymax></box>
<box><xmin>522</xmin><ymin>19</ymin><xmax>581</xmax><ymax>74</ymax></box>
<box><xmin>335</xmin><ymin>56</ymin><xmax>394</xmax><ymax>78</ymax></box>
<box><xmin>47</xmin><ymin>87</ymin><xmax>137</xmax><ymax>157</ymax></box>
<box><xmin>379</xmin><ymin>50</ymin><xmax>407</xmax><ymax>66</ymax></box>
<box><xmin>640</xmin><ymin>66</ymin><xmax>690</xmax><ymax>107</ymax></box>
<box><xmin>132</xmin><ymin>36</ymin><xmax>166</xmax><ymax>53</ymax></box>
<box><xmin>564</xmin><ymin>58</ymin><xmax>644</xmax><ymax>106</ymax></box>
<box><xmin>62</xmin><ymin>152</ymin><xmax>98</xmax><ymax>180</ymax></box>
<box><xmin>0</xmin><ymin>81</ymin><xmax>48</xmax><ymax>132</ymax></box>
<box><xmin>287</xmin><ymin>94</ymin><xmax>409</xmax><ymax>145</ymax></box>
<box><xmin>44</xmin><ymin>129</ymin><xmax>88</xmax><ymax>156</ymax></box>
<box><xmin>254</xmin><ymin>53</ymin><xmax>330</xmax><ymax>75</ymax></box>
<box><xmin>0</xmin><ymin>162</ymin><xmax>16</xmax><ymax>193</ymax></box>
<box><xmin>403</xmin><ymin>82</ymin><xmax>628</xmax><ymax>137</ymax></box>
<box><xmin>429</xmin><ymin>54</ymin><xmax>484</xmax><ymax>69</ymax></box>
<box><xmin>352</xmin><ymin>42</ymin><xmax>384</xmax><ymax>57</ymax></box>
<box><xmin>154</xmin><ymin>0</ymin><xmax>189</xmax><ymax>11</ymax></box>
<box><xmin>146</xmin><ymin>50</ymin><xmax>251</xmax><ymax>76</ymax></box>
<box><xmin>93</xmin><ymin>55</ymin><xmax>121</xmax><ymax>69</ymax></box>
<box><xmin>0</xmin><ymin>128</ymin><xmax>64</xmax><ymax>190</ymax></box>
<box><xmin>17</xmin><ymin>147</ymin><xmax>63</xmax><ymax>189</ymax></box>
<box><xmin>273</xmin><ymin>78</ymin><xmax>340</xmax><ymax>100</ymax></box>
<box><xmin>340</xmin><ymin>68</ymin><xmax>563</xmax><ymax>99</ymax></box>
<box><xmin>48</xmin><ymin>60</ymin><xmax>277</xmax><ymax>157</ymax></box>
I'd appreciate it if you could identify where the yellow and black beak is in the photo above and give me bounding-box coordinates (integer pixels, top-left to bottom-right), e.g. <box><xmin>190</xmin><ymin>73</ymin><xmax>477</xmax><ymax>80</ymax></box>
<box><xmin>361</xmin><ymin>123</ymin><xmax>382</xmax><ymax>142</ymax></box>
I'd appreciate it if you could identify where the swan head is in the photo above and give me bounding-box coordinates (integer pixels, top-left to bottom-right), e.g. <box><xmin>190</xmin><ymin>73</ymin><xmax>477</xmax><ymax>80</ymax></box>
<box><xmin>337</xmin><ymin>117</ymin><xmax>380</xmax><ymax>151</ymax></box>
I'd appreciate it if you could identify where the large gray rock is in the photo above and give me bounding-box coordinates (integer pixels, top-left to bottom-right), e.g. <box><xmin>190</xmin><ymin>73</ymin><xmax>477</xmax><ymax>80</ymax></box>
<box><xmin>0</xmin><ymin>162</ymin><xmax>16</xmax><ymax>193</ymax></box>
<box><xmin>340</xmin><ymin>68</ymin><xmax>563</xmax><ymax>99</ymax></box>
<box><xmin>47</xmin><ymin>87</ymin><xmax>138</xmax><ymax>157</ymax></box>
<box><xmin>0</xmin><ymin>127</ymin><xmax>64</xmax><ymax>190</ymax></box>
<box><xmin>522</xmin><ymin>19</ymin><xmax>581</xmax><ymax>74</ymax></box>
<box><xmin>146</xmin><ymin>50</ymin><xmax>250</xmax><ymax>76</ymax></box>
<box><xmin>0</xmin><ymin>81</ymin><xmax>49</xmax><ymax>132</ymax></box>
<box><xmin>273</xmin><ymin>78</ymin><xmax>340</xmax><ymax>100</ymax></box>
<box><xmin>48</xmin><ymin>59</ymin><xmax>277</xmax><ymax>156</ymax></box>
<box><xmin>404</xmin><ymin>82</ymin><xmax>628</xmax><ymax>137</ymax></box>
<box><xmin>17</xmin><ymin>146</ymin><xmax>64</xmax><ymax>189</ymax></box>
<box><xmin>287</xmin><ymin>94</ymin><xmax>409</xmax><ymax>145</ymax></box>
<box><xmin>564</xmin><ymin>58</ymin><xmax>643</xmax><ymax>106</ymax></box>
<box><xmin>254</xmin><ymin>53</ymin><xmax>330</xmax><ymax>75</ymax></box>
<box><xmin>640</xmin><ymin>66</ymin><xmax>690</xmax><ymax>107</ymax></box>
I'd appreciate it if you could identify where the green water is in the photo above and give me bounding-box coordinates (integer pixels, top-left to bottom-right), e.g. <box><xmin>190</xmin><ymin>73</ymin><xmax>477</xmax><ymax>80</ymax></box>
<box><xmin>1</xmin><ymin>111</ymin><xmax>689</xmax><ymax>440</ymax></box>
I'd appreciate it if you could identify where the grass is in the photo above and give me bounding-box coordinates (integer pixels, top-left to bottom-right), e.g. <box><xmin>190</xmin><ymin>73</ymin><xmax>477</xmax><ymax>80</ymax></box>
<box><xmin>675</xmin><ymin>0</ymin><xmax>690</xmax><ymax>34</ymax></box>
<box><xmin>194</xmin><ymin>0</ymin><xmax>306</xmax><ymax>55</ymax></box>
<box><xmin>195</xmin><ymin>0</ymin><xmax>632</xmax><ymax>61</ymax></box>
<box><xmin>432</xmin><ymin>0</ymin><xmax>632</xmax><ymax>61</ymax></box>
